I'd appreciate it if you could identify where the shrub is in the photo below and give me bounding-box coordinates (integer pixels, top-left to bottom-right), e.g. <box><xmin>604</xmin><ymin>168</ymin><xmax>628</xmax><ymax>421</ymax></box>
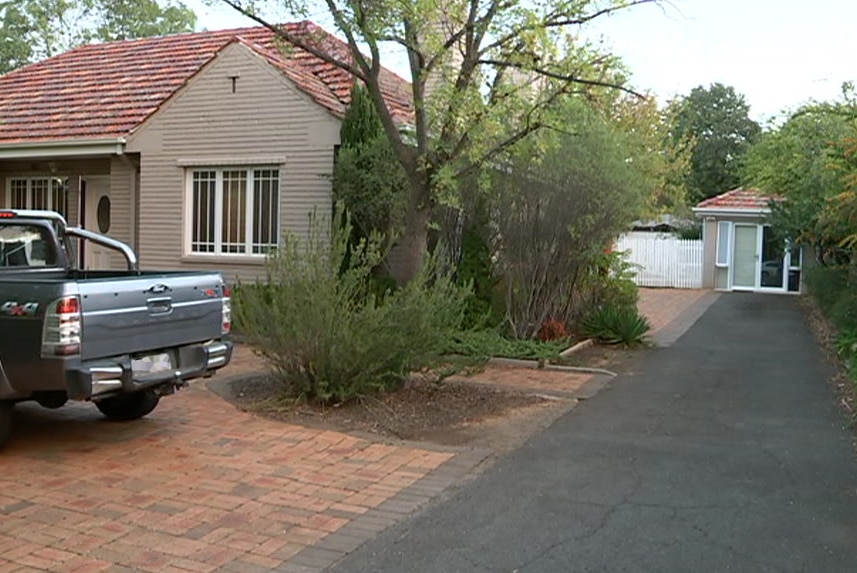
<box><xmin>674</xmin><ymin>222</ymin><xmax>702</xmax><ymax>240</ymax></box>
<box><xmin>537</xmin><ymin>318</ymin><xmax>570</xmax><ymax>341</ymax></box>
<box><xmin>807</xmin><ymin>265</ymin><xmax>857</xmax><ymax>331</ymax></box>
<box><xmin>582</xmin><ymin>249</ymin><xmax>640</xmax><ymax>311</ymax></box>
<box><xmin>837</xmin><ymin>330</ymin><xmax>857</xmax><ymax>374</ymax></box>
<box><xmin>445</xmin><ymin>329</ymin><xmax>570</xmax><ymax>362</ymax></box>
<box><xmin>233</xmin><ymin>210</ymin><xmax>470</xmax><ymax>404</ymax></box>
<box><xmin>806</xmin><ymin>266</ymin><xmax>849</xmax><ymax>315</ymax></box>
<box><xmin>581</xmin><ymin>304</ymin><xmax>651</xmax><ymax>345</ymax></box>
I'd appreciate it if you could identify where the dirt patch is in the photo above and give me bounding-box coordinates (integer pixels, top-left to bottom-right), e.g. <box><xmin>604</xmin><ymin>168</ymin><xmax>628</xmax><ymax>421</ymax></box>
<box><xmin>557</xmin><ymin>342</ymin><xmax>647</xmax><ymax>374</ymax></box>
<box><xmin>208</xmin><ymin>373</ymin><xmax>556</xmax><ymax>448</ymax></box>
<box><xmin>208</xmin><ymin>342</ymin><xmax>635</xmax><ymax>450</ymax></box>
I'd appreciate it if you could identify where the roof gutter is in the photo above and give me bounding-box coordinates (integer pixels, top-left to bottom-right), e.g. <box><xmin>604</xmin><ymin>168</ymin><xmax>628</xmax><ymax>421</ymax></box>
<box><xmin>692</xmin><ymin>207</ymin><xmax>771</xmax><ymax>219</ymax></box>
<box><xmin>0</xmin><ymin>137</ymin><xmax>126</xmax><ymax>159</ymax></box>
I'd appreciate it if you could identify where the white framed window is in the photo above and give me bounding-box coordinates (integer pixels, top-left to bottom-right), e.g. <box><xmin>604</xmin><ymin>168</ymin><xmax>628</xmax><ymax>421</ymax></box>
<box><xmin>6</xmin><ymin>177</ymin><xmax>68</xmax><ymax>218</ymax></box>
<box><xmin>186</xmin><ymin>167</ymin><xmax>280</xmax><ymax>255</ymax></box>
<box><xmin>715</xmin><ymin>221</ymin><xmax>731</xmax><ymax>267</ymax></box>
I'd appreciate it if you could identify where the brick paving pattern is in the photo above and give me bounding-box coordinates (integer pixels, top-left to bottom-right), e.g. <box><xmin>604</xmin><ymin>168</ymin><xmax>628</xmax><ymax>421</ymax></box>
<box><xmin>0</xmin><ymin>384</ymin><xmax>454</xmax><ymax>573</ymax></box>
<box><xmin>637</xmin><ymin>288</ymin><xmax>720</xmax><ymax>346</ymax></box>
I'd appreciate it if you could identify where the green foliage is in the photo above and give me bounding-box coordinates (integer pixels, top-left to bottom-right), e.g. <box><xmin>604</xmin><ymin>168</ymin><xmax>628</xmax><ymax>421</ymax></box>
<box><xmin>674</xmin><ymin>222</ymin><xmax>703</xmax><ymax>240</ymax></box>
<box><xmin>222</xmin><ymin>0</ymin><xmax>661</xmax><ymax>284</ymax></box>
<box><xmin>583</xmin><ymin>250</ymin><xmax>640</xmax><ymax>310</ymax></box>
<box><xmin>670</xmin><ymin>83</ymin><xmax>761</xmax><ymax>202</ymax></box>
<box><xmin>455</xmin><ymin>225</ymin><xmax>502</xmax><ymax>328</ymax></box>
<box><xmin>743</xmin><ymin>107</ymin><xmax>854</xmax><ymax>248</ymax></box>
<box><xmin>333</xmin><ymin>84</ymin><xmax>409</xmax><ymax>243</ymax></box>
<box><xmin>233</xmin><ymin>210</ymin><xmax>469</xmax><ymax>404</ymax></box>
<box><xmin>806</xmin><ymin>266</ymin><xmax>857</xmax><ymax>332</ymax></box>
<box><xmin>602</xmin><ymin>95</ymin><xmax>691</xmax><ymax>216</ymax></box>
<box><xmin>92</xmin><ymin>0</ymin><xmax>196</xmax><ymax>42</ymax></box>
<box><xmin>807</xmin><ymin>265</ymin><xmax>857</xmax><ymax>395</ymax></box>
<box><xmin>581</xmin><ymin>305</ymin><xmax>651</xmax><ymax>346</ymax></box>
<box><xmin>837</xmin><ymin>330</ymin><xmax>857</xmax><ymax>375</ymax></box>
<box><xmin>340</xmin><ymin>82</ymin><xmax>384</xmax><ymax>145</ymax></box>
<box><xmin>495</xmin><ymin>98</ymin><xmax>648</xmax><ymax>339</ymax></box>
<box><xmin>0</xmin><ymin>0</ymin><xmax>197</xmax><ymax>74</ymax></box>
<box><xmin>445</xmin><ymin>329</ymin><xmax>569</xmax><ymax>363</ymax></box>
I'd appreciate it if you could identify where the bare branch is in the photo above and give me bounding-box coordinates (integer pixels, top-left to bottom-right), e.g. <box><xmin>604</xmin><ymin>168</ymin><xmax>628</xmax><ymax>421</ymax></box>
<box><xmin>217</xmin><ymin>0</ymin><xmax>366</xmax><ymax>81</ymax></box>
<box><xmin>478</xmin><ymin>58</ymin><xmax>646</xmax><ymax>98</ymax></box>
<box><xmin>481</xmin><ymin>0</ymin><xmax>660</xmax><ymax>55</ymax></box>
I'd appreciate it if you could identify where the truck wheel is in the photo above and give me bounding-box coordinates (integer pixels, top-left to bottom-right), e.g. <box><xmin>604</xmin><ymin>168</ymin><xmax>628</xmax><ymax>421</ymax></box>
<box><xmin>95</xmin><ymin>390</ymin><xmax>160</xmax><ymax>421</ymax></box>
<box><xmin>0</xmin><ymin>402</ymin><xmax>12</xmax><ymax>449</ymax></box>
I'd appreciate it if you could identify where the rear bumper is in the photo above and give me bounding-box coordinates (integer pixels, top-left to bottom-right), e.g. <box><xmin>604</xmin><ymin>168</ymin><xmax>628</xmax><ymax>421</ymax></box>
<box><xmin>66</xmin><ymin>340</ymin><xmax>233</xmax><ymax>401</ymax></box>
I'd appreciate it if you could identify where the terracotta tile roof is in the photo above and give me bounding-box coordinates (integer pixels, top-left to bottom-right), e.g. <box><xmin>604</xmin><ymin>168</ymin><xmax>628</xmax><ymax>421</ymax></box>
<box><xmin>695</xmin><ymin>187</ymin><xmax>780</xmax><ymax>211</ymax></box>
<box><xmin>0</xmin><ymin>21</ymin><xmax>414</xmax><ymax>145</ymax></box>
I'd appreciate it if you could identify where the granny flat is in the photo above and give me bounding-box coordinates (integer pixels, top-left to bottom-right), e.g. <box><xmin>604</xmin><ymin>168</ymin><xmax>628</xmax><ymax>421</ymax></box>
<box><xmin>694</xmin><ymin>188</ymin><xmax>804</xmax><ymax>293</ymax></box>
<box><xmin>0</xmin><ymin>23</ymin><xmax>412</xmax><ymax>281</ymax></box>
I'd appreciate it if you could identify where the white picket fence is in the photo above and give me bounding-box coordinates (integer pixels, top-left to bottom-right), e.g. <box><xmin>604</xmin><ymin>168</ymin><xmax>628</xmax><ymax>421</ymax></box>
<box><xmin>616</xmin><ymin>231</ymin><xmax>703</xmax><ymax>289</ymax></box>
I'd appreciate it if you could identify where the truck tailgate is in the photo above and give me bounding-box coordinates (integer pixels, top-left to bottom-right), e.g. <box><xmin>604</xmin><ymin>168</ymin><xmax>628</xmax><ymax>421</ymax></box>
<box><xmin>78</xmin><ymin>273</ymin><xmax>225</xmax><ymax>361</ymax></box>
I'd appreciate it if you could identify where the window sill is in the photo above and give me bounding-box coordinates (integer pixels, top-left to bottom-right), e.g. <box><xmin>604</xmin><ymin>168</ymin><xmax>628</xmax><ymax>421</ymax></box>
<box><xmin>181</xmin><ymin>255</ymin><xmax>267</xmax><ymax>266</ymax></box>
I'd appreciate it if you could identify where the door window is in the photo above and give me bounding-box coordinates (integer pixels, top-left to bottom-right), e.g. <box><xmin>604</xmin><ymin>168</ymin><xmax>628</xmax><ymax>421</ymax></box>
<box><xmin>732</xmin><ymin>225</ymin><xmax>758</xmax><ymax>288</ymax></box>
<box><xmin>759</xmin><ymin>226</ymin><xmax>785</xmax><ymax>289</ymax></box>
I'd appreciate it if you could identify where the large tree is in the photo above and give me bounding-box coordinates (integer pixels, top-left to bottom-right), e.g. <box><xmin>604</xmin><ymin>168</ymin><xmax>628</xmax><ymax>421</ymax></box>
<box><xmin>743</xmin><ymin>106</ymin><xmax>854</xmax><ymax>248</ymax></box>
<box><xmin>219</xmin><ymin>0</ymin><xmax>661</xmax><ymax>284</ymax></box>
<box><xmin>0</xmin><ymin>0</ymin><xmax>197</xmax><ymax>74</ymax></box>
<box><xmin>669</xmin><ymin>83</ymin><xmax>761</xmax><ymax>203</ymax></box>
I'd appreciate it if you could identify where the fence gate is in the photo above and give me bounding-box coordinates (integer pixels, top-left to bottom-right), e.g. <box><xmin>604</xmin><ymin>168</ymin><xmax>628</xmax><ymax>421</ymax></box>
<box><xmin>616</xmin><ymin>232</ymin><xmax>703</xmax><ymax>289</ymax></box>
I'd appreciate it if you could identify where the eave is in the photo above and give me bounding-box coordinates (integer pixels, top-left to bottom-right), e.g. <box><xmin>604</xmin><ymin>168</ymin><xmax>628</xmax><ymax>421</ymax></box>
<box><xmin>0</xmin><ymin>138</ymin><xmax>127</xmax><ymax>160</ymax></box>
<box><xmin>692</xmin><ymin>207</ymin><xmax>771</xmax><ymax>219</ymax></box>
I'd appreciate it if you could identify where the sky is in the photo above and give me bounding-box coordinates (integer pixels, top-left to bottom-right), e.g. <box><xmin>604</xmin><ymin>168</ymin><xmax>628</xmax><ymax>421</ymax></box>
<box><xmin>185</xmin><ymin>0</ymin><xmax>857</xmax><ymax>125</ymax></box>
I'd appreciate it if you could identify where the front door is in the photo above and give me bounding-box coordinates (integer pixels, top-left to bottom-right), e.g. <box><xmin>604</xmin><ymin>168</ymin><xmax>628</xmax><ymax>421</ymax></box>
<box><xmin>83</xmin><ymin>176</ymin><xmax>112</xmax><ymax>270</ymax></box>
<box><xmin>732</xmin><ymin>224</ymin><xmax>758</xmax><ymax>290</ymax></box>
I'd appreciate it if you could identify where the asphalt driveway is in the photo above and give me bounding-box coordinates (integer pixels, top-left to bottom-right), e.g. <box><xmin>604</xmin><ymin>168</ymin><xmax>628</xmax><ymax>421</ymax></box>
<box><xmin>329</xmin><ymin>293</ymin><xmax>857</xmax><ymax>572</ymax></box>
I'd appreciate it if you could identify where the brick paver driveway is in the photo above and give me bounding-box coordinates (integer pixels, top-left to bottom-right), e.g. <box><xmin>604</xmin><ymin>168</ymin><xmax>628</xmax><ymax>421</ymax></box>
<box><xmin>0</xmin><ymin>288</ymin><xmax>716</xmax><ymax>573</ymax></box>
<box><xmin>0</xmin><ymin>380</ymin><xmax>463</xmax><ymax>573</ymax></box>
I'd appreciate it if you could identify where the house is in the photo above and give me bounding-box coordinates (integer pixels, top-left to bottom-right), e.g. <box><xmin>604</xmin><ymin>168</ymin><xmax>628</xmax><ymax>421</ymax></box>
<box><xmin>0</xmin><ymin>22</ymin><xmax>413</xmax><ymax>281</ymax></box>
<box><xmin>693</xmin><ymin>187</ymin><xmax>804</xmax><ymax>293</ymax></box>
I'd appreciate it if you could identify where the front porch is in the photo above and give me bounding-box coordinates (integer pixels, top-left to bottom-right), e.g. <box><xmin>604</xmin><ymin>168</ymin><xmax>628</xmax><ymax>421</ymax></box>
<box><xmin>0</xmin><ymin>152</ymin><xmax>139</xmax><ymax>270</ymax></box>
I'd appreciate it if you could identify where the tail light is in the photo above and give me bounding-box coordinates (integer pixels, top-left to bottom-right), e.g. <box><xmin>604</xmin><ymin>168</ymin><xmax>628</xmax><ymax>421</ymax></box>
<box><xmin>222</xmin><ymin>285</ymin><xmax>232</xmax><ymax>335</ymax></box>
<box><xmin>42</xmin><ymin>295</ymin><xmax>82</xmax><ymax>356</ymax></box>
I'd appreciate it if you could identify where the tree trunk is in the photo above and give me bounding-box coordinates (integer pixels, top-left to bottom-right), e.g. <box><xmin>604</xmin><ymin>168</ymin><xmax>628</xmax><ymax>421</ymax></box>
<box><xmin>389</xmin><ymin>200</ymin><xmax>431</xmax><ymax>286</ymax></box>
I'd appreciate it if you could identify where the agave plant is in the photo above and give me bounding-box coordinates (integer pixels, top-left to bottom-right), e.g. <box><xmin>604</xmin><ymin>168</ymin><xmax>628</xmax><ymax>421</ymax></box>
<box><xmin>581</xmin><ymin>305</ymin><xmax>651</xmax><ymax>346</ymax></box>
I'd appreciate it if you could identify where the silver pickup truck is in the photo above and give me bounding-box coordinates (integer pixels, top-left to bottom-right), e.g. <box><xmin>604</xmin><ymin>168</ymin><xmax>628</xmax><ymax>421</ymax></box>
<box><xmin>0</xmin><ymin>210</ymin><xmax>233</xmax><ymax>448</ymax></box>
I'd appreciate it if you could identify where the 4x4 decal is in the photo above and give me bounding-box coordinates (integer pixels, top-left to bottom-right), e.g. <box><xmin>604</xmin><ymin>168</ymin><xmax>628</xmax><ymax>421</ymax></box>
<box><xmin>1</xmin><ymin>301</ymin><xmax>39</xmax><ymax>317</ymax></box>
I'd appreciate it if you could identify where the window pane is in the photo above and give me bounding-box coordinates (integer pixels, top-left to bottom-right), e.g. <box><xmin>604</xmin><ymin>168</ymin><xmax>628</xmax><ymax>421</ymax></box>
<box><xmin>51</xmin><ymin>178</ymin><xmax>68</xmax><ymax>218</ymax></box>
<box><xmin>31</xmin><ymin>178</ymin><xmax>49</xmax><ymax>210</ymax></box>
<box><xmin>192</xmin><ymin>171</ymin><xmax>216</xmax><ymax>253</ymax></box>
<box><xmin>789</xmin><ymin>243</ymin><xmax>802</xmax><ymax>269</ymax></box>
<box><xmin>0</xmin><ymin>224</ymin><xmax>58</xmax><ymax>268</ymax></box>
<box><xmin>221</xmin><ymin>170</ymin><xmax>247</xmax><ymax>254</ymax></box>
<box><xmin>252</xmin><ymin>169</ymin><xmax>279</xmax><ymax>254</ymax></box>
<box><xmin>9</xmin><ymin>179</ymin><xmax>27</xmax><ymax>209</ymax></box>
<box><xmin>716</xmin><ymin>221</ymin><xmax>730</xmax><ymax>266</ymax></box>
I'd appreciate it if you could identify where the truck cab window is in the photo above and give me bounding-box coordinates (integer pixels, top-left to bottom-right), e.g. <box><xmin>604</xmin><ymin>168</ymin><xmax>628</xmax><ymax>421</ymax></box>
<box><xmin>0</xmin><ymin>225</ymin><xmax>57</xmax><ymax>268</ymax></box>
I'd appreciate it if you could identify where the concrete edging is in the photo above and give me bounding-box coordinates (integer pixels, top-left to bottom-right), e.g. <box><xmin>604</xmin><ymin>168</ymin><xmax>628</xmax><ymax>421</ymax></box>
<box><xmin>559</xmin><ymin>338</ymin><xmax>594</xmax><ymax>357</ymax></box>
<box><xmin>487</xmin><ymin>356</ymin><xmax>617</xmax><ymax>378</ymax></box>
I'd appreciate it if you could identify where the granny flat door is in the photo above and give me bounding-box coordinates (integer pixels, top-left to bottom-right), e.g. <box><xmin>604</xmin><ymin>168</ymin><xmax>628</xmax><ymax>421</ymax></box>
<box><xmin>732</xmin><ymin>224</ymin><xmax>758</xmax><ymax>289</ymax></box>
